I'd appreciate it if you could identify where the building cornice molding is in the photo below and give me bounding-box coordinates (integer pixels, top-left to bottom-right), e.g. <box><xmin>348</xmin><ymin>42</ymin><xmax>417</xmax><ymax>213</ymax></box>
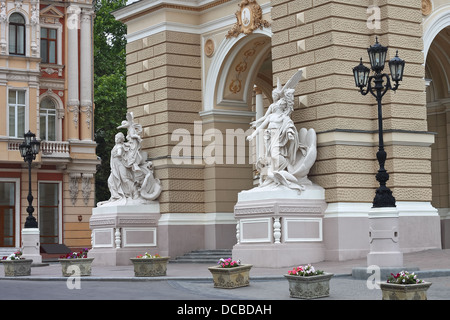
<box><xmin>115</xmin><ymin>0</ymin><xmax>232</xmax><ymax>23</ymax></box>
<box><xmin>117</xmin><ymin>1</ymin><xmax>271</xmax><ymax>42</ymax></box>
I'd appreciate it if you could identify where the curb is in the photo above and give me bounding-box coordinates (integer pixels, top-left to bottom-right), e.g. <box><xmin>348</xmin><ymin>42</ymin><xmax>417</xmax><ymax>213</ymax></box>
<box><xmin>1</xmin><ymin>270</ymin><xmax>450</xmax><ymax>282</ymax></box>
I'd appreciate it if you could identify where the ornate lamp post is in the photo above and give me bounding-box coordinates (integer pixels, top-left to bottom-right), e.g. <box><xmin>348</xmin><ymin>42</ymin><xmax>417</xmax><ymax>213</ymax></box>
<box><xmin>19</xmin><ymin>131</ymin><xmax>41</xmax><ymax>228</ymax></box>
<box><xmin>352</xmin><ymin>37</ymin><xmax>405</xmax><ymax>208</ymax></box>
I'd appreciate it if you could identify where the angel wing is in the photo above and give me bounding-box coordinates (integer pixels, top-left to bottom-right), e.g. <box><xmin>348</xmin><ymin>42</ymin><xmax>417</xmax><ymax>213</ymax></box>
<box><xmin>281</xmin><ymin>69</ymin><xmax>303</xmax><ymax>93</ymax></box>
<box><xmin>126</xmin><ymin>112</ymin><xmax>134</xmax><ymax>123</ymax></box>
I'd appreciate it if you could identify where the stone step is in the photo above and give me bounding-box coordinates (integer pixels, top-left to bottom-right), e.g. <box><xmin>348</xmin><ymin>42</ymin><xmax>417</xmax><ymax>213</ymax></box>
<box><xmin>171</xmin><ymin>249</ymin><xmax>233</xmax><ymax>263</ymax></box>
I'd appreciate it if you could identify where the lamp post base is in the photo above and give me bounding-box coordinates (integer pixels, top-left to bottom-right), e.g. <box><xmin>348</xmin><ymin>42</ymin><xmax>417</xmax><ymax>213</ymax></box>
<box><xmin>373</xmin><ymin>185</ymin><xmax>396</xmax><ymax>208</ymax></box>
<box><xmin>21</xmin><ymin>228</ymin><xmax>43</xmax><ymax>265</ymax></box>
<box><xmin>367</xmin><ymin>207</ymin><xmax>403</xmax><ymax>268</ymax></box>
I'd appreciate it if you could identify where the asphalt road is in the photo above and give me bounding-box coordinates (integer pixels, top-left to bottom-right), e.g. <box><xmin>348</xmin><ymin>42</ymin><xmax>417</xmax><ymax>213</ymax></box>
<box><xmin>1</xmin><ymin>275</ymin><xmax>450</xmax><ymax>301</ymax></box>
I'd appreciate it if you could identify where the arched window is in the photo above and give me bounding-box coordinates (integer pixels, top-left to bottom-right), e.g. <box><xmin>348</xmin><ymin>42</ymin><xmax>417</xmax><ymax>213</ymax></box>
<box><xmin>40</xmin><ymin>98</ymin><xmax>56</xmax><ymax>141</ymax></box>
<box><xmin>9</xmin><ymin>13</ymin><xmax>25</xmax><ymax>55</ymax></box>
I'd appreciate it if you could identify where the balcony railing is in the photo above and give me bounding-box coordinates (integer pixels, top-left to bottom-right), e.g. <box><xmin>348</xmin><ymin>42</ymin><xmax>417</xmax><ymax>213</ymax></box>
<box><xmin>8</xmin><ymin>140</ymin><xmax>70</xmax><ymax>158</ymax></box>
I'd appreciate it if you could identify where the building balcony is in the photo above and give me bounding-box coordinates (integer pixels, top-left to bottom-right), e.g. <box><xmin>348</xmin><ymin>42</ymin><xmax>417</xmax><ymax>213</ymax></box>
<box><xmin>6</xmin><ymin>139</ymin><xmax>70</xmax><ymax>161</ymax></box>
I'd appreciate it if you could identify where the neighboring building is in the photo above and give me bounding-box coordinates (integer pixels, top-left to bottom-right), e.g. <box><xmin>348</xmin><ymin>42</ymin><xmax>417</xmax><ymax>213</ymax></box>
<box><xmin>0</xmin><ymin>0</ymin><xmax>97</xmax><ymax>255</ymax></box>
<box><xmin>112</xmin><ymin>0</ymin><xmax>450</xmax><ymax>262</ymax></box>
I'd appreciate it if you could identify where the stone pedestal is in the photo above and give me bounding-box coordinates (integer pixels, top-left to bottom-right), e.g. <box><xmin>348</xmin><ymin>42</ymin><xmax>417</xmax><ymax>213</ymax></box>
<box><xmin>232</xmin><ymin>184</ymin><xmax>327</xmax><ymax>268</ymax></box>
<box><xmin>367</xmin><ymin>207</ymin><xmax>403</xmax><ymax>267</ymax></box>
<box><xmin>21</xmin><ymin>228</ymin><xmax>42</xmax><ymax>264</ymax></box>
<box><xmin>89</xmin><ymin>203</ymin><xmax>161</xmax><ymax>266</ymax></box>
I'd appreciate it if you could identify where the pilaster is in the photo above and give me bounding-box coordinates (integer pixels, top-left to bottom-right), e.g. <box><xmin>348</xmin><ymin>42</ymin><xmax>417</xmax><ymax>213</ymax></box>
<box><xmin>66</xmin><ymin>4</ymin><xmax>80</xmax><ymax>140</ymax></box>
<box><xmin>80</xmin><ymin>7</ymin><xmax>94</xmax><ymax>141</ymax></box>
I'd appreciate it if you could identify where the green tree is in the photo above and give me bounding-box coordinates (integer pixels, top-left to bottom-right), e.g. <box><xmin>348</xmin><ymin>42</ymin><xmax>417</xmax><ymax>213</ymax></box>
<box><xmin>93</xmin><ymin>0</ymin><xmax>127</xmax><ymax>203</ymax></box>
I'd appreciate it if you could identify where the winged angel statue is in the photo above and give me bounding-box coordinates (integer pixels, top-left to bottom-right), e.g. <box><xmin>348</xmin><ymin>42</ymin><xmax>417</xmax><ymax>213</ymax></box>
<box><xmin>97</xmin><ymin>112</ymin><xmax>161</xmax><ymax>207</ymax></box>
<box><xmin>247</xmin><ymin>69</ymin><xmax>317</xmax><ymax>193</ymax></box>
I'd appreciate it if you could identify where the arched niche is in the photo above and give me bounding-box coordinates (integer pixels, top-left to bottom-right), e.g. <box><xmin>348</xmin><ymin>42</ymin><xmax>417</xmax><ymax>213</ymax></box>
<box><xmin>203</xmin><ymin>29</ymin><xmax>272</xmax><ymax>113</ymax></box>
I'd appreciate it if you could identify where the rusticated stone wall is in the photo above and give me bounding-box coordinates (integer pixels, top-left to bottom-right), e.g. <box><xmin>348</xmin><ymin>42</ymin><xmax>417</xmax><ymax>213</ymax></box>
<box><xmin>270</xmin><ymin>0</ymin><xmax>433</xmax><ymax>204</ymax></box>
<box><xmin>126</xmin><ymin>31</ymin><xmax>205</xmax><ymax>214</ymax></box>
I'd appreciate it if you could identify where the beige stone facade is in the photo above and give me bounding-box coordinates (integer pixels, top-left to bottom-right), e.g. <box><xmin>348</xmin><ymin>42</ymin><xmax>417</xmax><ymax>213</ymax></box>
<box><xmin>114</xmin><ymin>0</ymin><xmax>449</xmax><ymax>261</ymax></box>
<box><xmin>0</xmin><ymin>0</ymin><xmax>97</xmax><ymax>255</ymax></box>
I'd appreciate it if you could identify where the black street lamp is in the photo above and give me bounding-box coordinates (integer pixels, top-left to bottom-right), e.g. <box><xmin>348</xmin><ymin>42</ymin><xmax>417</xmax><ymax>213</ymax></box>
<box><xmin>352</xmin><ymin>37</ymin><xmax>405</xmax><ymax>208</ymax></box>
<box><xmin>19</xmin><ymin>131</ymin><xmax>41</xmax><ymax>228</ymax></box>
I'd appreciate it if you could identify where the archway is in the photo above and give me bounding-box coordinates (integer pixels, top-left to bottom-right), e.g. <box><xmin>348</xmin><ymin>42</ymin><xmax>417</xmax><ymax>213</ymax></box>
<box><xmin>426</xmin><ymin>25</ymin><xmax>450</xmax><ymax>248</ymax></box>
<box><xmin>200</xmin><ymin>29</ymin><xmax>273</xmax><ymax>219</ymax></box>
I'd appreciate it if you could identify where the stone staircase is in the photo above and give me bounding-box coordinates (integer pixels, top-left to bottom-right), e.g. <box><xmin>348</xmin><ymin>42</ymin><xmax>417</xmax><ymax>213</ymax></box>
<box><xmin>170</xmin><ymin>249</ymin><xmax>233</xmax><ymax>264</ymax></box>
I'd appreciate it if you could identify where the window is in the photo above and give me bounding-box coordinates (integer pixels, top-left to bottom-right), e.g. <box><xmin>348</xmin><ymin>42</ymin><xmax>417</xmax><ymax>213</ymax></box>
<box><xmin>8</xmin><ymin>90</ymin><xmax>26</xmax><ymax>138</ymax></box>
<box><xmin>39</xmin><ymin>182</ymin><xmax>60</xmax><ymax>244</ymax></box>
<box><xmin>0</xmin><ymin>182</ymin><xmax>15</xmax><ymax>247</ymax></box>
<box><xmin>40</xmin><ymin>28</ymin><xmax>57</xmax><ymax>64</ymax></box>
<box><xmin>9</xmin><ymin>13</ymin><xmax>25</xmax><ymax>55</ymax></box>
<box><xmin>40</xmin><ymin>98</ymin><xmax>57</xmax><ymax>141</ymax></box>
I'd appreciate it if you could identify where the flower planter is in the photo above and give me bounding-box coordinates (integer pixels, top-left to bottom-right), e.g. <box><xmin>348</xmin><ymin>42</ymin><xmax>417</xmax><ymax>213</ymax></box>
<box><xmin>208</xmin><ymin>264</ymin><xmax>252</xmax><ymax>289</ymax></box>
<box><xmin>130</xmin><ymin>257</ymin><xmax>170</xmax><ymax>277</ymax></box>
<box><xmin>2</xmin><ymin>259</ymin><xmax>32</xmax><ymax>276</ymax></box>
<box><xmin>380</xmin><ymin>282</ymin><xmax>432</xmax><ymax>300</ymax></box>
<box><xmin>284</xmin><ymin>273</ymin><xmax>334</xmax><ymax>299</ymax></box>
<box><xmin>58</xmin><ymin>258</ymin><xmax>94</xmax><ymax>277</ymax></box>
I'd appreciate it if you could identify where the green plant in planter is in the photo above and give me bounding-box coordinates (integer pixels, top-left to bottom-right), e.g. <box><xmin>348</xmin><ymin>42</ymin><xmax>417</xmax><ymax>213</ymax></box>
<box><xmin>208</xmin><ymin>258</ymin><xmax>252</xmax><ymax>289</ymax></box>
<box><xmin>2</xmin><ymin>251</ymin><xmax>24</xmax><ymax>261</ymax></box>
<box><xmin>2</xmin><ymin>251</ymin><xmax>32</xmax><ymax>276</ymax></box>
<box><xmin>135</xmin><ymin>252</ymin><xmax>161</xmax><ymax>259</ymax></box>
<box><xmin>381</xmin><ymin>270</ymin><xmax>432</xmax><ymax>300</ymax></box>
<box><xmin>59</xmin><ymin>248</ymin><xmax>89</xmax><ymax>259</ymax></box>
<box><xmin>131</xmin><ymin>252</ymin><xmax>170</xmax><ymax>277</ymax></box>
<box><xmin>217</xmin><ymin>258</ymin><xmax>241</xmax><ymax>268</ymax></box>
<box><xmin>387</xmin><ymin>271</ymin><xmax>423</xmax><ymax>284</ymax></box>
<box><xmin>59</xmin><ymin>248</ymin><xmax>94</xmax><ymax>277</ymax></box>
<box><xmin>284</xmin><ymin>264</ymin><xmax>333</xmax><ymax>299</ymax></box>
<box><xmin>287</xmin><ymin>264</ymin><xmax>324</xmax><ymax>276</ymax></box>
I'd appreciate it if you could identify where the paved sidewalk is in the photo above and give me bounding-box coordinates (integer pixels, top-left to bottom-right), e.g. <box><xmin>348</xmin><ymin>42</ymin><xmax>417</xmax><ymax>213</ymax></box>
<box><xmin>1</xmin><ymin>249</ymin><xmax>450</xmax><ymax>301</ymax></box>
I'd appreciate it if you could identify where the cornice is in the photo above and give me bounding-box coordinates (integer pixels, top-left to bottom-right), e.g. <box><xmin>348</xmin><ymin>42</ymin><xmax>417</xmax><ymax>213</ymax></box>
<box><xmin>114</xmin><ymin>0</ymin><xmax>232</xmax><ymax>23</ymax></box>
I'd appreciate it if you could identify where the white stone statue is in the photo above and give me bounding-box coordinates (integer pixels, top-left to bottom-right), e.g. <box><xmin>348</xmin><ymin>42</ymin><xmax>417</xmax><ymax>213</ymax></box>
<box><xmin>97</xmin><ymin>112</ymin><xmax>161</xmax><ymax>207</ymax></box>
<box><xmin>247</xmin><ymin>69</ymin><xmax>317</xmax><ymax>193</ymax></box>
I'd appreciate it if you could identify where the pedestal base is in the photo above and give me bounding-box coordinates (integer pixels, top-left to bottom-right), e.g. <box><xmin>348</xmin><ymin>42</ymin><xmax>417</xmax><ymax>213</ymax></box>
<box><xmin>367</xmin><ymin>207</ymin><xmax>403</xmax><ymax>268</ymax></box>
<box><xmin>21</xmin><ymin>228</ymin><xmax>42</xmax><ymax>265</ymax></box>
<box><xmin>89</xmin><ymin>203</ymin><xmax>161</xmax><ymax>266</ymax></box>
<box><xmin>232</xmin><ymin>185</ymin><xmax>327</xmax><ymax>268</ymax></box>
<box><xmin>233</xmin><ymin>243</ymin><xmax>325</xmax><ymax>268</ymax></box>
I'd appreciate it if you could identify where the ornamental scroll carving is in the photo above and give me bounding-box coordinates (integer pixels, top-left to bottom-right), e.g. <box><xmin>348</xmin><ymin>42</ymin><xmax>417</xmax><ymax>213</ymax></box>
<box><xmin>226</xmin><ymin>0</ymin><xmax>270</xmax><ymax>38</ymax></box>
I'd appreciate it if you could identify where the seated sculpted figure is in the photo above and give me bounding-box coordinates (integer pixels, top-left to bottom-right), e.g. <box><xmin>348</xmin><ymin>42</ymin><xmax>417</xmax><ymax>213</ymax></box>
<box><xmin>247</xmin><ymin>70</ymin><xmax>317</xmax><ymax>192</ymax></box>
<box><xmin>97</xmin><ymin>112</ymin><xmax>161</xmax><ymax>207</ymax></box>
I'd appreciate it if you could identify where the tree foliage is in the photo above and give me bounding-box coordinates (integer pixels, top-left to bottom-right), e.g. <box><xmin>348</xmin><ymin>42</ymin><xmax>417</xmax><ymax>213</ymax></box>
<box><xmin>93</xmin><ymin>0</ymin><xmax>127</xmax><ymax>203</ymax></box>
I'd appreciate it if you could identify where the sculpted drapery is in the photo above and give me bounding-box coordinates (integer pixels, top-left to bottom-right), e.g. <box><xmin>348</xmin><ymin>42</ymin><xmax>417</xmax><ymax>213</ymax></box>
<box><xmin>97</xmin><ymin>112</ymin><xmax>161</xmax><ymax>207</ymax></box>
<box><xmin>247</xmin><ymin>69</ymin><xmax>317</xmax><ymax>192</ymax></box>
